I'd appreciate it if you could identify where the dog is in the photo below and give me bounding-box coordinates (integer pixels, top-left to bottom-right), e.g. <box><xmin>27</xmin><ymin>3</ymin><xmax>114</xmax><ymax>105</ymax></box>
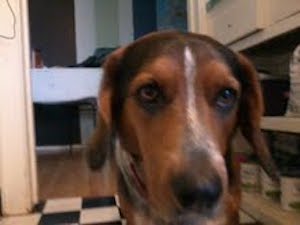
<box><xmin>87</xmin><ymin>31</ymin><xmax>279</xmax><ymax>225</ymax></box>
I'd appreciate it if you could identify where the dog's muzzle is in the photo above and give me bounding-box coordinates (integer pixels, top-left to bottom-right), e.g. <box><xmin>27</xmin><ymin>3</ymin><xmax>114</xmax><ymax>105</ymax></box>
<box><xmin>168</xmin><ymin>159</ymin><xmax>226</xmax><ymax>225</ymax></box>
<box><xmin>116</xmin><ymin>137</ymin><xmax>226</xmax><ymax>224</ymax></box>
<box><xmin>170</xmin><ymin>146</ymin><xmax>226</xmax><ymax>219</ymax></box>
<box><xmin>172</xmin><ymin>170</ymin><xmax>222</xmax><ymax>214</ymax></box>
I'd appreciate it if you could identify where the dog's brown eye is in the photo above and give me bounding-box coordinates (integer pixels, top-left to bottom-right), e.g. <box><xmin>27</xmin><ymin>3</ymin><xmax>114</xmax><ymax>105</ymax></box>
<box><xmin>138</xmin><ymin>83</ymin><xmax>160</xmax><ymax>103</ymax></box>
<box><xmin>216</xmin><ymin>88</ymin><xmax>237</xmax><ymax>112</ymax></box>
<box><xmin>136</xmin><ymin>82</ymin><xmax>165</xmax><ymax>113</ymax></box>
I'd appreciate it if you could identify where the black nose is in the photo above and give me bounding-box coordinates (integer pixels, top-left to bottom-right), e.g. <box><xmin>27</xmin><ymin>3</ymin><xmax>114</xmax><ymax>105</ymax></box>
<box><xmin>172</xmin><ymin>174</ymin><xmax>222</xmax><ymax>211</ymax></box>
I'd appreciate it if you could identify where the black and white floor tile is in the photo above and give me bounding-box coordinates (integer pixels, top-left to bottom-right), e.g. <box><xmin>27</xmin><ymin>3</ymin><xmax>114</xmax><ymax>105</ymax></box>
<box><xmin>1</xmin><ymin>195</ymin><xmax>259</xmax><ymax>225</ymax></box>
<box><xmin>2</xmin><ymin>196</ymin><xmax>125</xmax><ymax>225</ymax></box>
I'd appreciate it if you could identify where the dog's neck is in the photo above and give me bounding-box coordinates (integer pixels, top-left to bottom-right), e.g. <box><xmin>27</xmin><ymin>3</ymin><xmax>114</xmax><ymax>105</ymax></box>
<box><xmin>115</xmin><ymin>141</ymin><xmax>172</xmax><ymax>225</ymax></box>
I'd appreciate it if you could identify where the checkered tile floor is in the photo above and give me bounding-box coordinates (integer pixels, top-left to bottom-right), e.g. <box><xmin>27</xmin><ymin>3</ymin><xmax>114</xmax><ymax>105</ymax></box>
<box><xmin>1</xmin><ymin>195</ymin><xmax>258</xmax><ymax>225</ymax></box>
<box><xmin>2</xmin><ymin>196</ymin><xmax>125</xmax><ymax>225</ymax></box>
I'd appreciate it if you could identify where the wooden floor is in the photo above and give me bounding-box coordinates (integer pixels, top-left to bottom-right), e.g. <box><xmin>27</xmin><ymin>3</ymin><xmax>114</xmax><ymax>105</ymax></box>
<box><xmin>37</xmin><ymin>149</ymin><xmax>117</xmax><ymax>200</ymax></box>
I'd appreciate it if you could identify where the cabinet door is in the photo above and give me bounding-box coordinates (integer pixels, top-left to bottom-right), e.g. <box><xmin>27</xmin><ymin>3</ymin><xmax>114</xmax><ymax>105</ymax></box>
<box><xmin>270</xmin><ymin>0</ymin><xmax>300</xmax><ymax>23</ymax></box>
<box><xmin>207</xmin><ymin>0</ymin><xmax>268</xmax><ymax>44</ymax></box>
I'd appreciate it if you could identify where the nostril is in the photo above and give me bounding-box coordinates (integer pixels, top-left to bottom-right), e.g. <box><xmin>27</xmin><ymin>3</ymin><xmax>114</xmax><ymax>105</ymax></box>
<box><xmin>173</xmin><ymin>174</ymin><xmax>223</xmax><ymax>211</ymax></box>
<box><xmin>194</xmin><ymin>177</ymin><xmax>222</xmax><ymax>209</ymax></box>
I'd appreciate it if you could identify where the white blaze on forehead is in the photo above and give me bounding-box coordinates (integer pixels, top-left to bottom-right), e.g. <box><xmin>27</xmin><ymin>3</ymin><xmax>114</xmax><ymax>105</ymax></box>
<box><xmin>184</xmin><ymin>46</ymin><xmax>202</xmax><ymax>144</ymax></box>
<box><xmin>184</xmin><ymin>47</ymin><xmax>225</xmax><ymax>170</ymax></box>
<box><xmin>184</xmin><ymin>46</ymin><xmax>195</xmax><ymax>79</ymax></box>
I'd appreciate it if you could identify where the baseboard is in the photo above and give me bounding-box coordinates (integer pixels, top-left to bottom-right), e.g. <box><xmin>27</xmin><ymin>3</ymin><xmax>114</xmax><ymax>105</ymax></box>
<box><xmin>36</xmin><ymin>144</ymin><xmax>86</xmax><ymax>154</ymax></box>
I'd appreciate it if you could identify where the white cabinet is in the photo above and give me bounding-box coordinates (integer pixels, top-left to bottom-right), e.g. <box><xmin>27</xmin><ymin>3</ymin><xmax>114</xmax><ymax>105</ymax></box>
<box><xmin>270</xmin><ymin>0</ymin><xmax>300</xmax><ymax>24</ymax></box>
<box><xmin>207</xmin><ymin>0</ymin><xmax>267</xmax><ymax>44</ymax></box>
<box><xmin>188</xmin><ymin>0</ymin><xmax>300</xmax><ymax>51</ymax></box>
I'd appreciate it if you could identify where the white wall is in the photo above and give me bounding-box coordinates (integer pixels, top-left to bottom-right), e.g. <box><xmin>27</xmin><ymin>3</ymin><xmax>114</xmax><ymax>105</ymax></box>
<box><xmin>118</xmin><ymin>0</ymin><xmax>134</xmax><ymax>46</ymax></box>
<box><xmin>0</xmin><ymin>0</ymin><xmax>18</xmax><ymax>202</ymax></box>
<box><xmin>0</xmin><ymin>0</ymin><xmax>38</xmax><ymax>214</ymax></box>
<box><xmin>74</xmin><ymin>0</ymin><xmax>133</xmax><ymax>63</ymax></box>
<box><xmin>74</xmin><ymin>0</ymin><xmax>97</xmax><ymax>63</ymax></box>
<box><xmin>94</xmin><ymin>0</ymin><xmax>119</xmax><ymax>48</ymax></box>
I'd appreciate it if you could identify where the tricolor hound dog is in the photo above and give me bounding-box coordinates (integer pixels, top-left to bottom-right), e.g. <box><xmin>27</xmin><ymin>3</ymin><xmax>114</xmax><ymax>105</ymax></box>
<box><xmin>87</xmin><ymin>31</ymin><xmax>278</xmax><ymax>225</ymax></box>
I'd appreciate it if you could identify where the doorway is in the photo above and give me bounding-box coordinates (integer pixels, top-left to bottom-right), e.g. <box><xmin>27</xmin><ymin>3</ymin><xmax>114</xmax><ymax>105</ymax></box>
<box><xmin>28</xmin><ymin>0</ymin><xmax>124</xmax><ymax>200</ymax></box>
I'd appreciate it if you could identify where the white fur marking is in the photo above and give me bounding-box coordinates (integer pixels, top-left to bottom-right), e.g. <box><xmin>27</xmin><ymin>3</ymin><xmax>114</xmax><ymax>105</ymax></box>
<box><xmin>184</xmin><ymin>47</ymin><xmax>225</xmax><ymax>177</ymax></box>
<box><xmin>184</xmin><ymin>47</ymin><xmax>202</xmax><ymax>144</ymax></box>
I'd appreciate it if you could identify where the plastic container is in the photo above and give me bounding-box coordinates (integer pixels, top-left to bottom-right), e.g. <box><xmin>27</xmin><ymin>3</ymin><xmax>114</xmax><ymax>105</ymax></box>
<box><xmin>281</xmin><ymin>171</ymin><xmax>300</xmax><ymax>211</ymax></box>
<box><xmin>241</xmin><ymin>162</ymin><xmax>260</xmax><ymax>192</ymax></box>
<box><xmin>261</xmin><ymin>168</ymin><xmax>280</xmax><ymax>201</ymax></box>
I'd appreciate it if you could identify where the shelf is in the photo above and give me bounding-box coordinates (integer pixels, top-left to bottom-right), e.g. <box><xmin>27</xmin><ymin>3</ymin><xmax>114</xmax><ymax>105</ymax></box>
<box><xmin>241</xmin><ymin>192</ymin><xmax>300</xmax><ymax>225</ymax></box>
<box><xmin>260</xmin><ymin>116</ymin><xmax>300</xmax><ymax>133</ymax></box>
<box><xmin>229</xmin><ymin>12</ymin><xmax>300</xmax><ymax>51</ymax></box>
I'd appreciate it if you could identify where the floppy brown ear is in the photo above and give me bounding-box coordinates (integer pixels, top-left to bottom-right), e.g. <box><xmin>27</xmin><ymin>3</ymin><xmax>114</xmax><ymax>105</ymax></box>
<box><xmin>237</xmin><ymin>54</ymin><xmax>279</xmax><ymax>182</ymax></box>
<box><xmin>87</xmin><ymin>48</ymin><xmax>125</xmax><ymax>170</ymax></box>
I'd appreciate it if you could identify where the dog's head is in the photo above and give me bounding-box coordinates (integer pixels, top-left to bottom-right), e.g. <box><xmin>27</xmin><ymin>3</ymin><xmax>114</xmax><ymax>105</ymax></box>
<box><xmin>89</xmin><ymin>31</ymin><xmax>278</xmax><ymax>224</ymax></box>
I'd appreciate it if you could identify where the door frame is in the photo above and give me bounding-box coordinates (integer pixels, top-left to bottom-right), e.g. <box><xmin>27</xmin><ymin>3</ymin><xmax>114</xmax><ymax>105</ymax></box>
<box><xmin>187</xmin><ymin>0</ymin><xmax>209</xmax><ymax>34</ymax></box>
<box><xmin>0</xmin><ymin>0</ymin><xmax>38</xmax><ymax>215</ymax></box>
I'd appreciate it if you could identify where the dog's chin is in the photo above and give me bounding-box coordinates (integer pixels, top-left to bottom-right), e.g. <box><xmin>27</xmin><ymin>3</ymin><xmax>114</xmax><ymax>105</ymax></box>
<box><xmin>167</xmin><ymin>211</ymin><xmax>225</xmax><ymax>225</ymax></box>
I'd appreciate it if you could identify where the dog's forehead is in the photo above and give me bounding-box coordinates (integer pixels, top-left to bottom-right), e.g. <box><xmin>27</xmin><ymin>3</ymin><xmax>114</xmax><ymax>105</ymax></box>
<box><xmin>120</xmin><ymin>31</ymin><xmax>240</xmax><ymax>80</ymax></box>
<box><xmin>124</xmin><ymin>33</ymin><xmax>218</xmax><ymax>64</ymax></box>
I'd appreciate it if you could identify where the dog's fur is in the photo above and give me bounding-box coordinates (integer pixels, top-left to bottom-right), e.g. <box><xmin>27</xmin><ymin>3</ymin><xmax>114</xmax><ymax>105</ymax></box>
<box><xmin>87</xmin><ymin>31</ymin><xmax>278</xmax><ymax>225</ymax></box>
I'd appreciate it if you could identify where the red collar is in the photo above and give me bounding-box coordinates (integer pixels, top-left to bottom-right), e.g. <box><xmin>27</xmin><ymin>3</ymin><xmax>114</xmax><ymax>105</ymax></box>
<box><xmin>115</xmin><ymin>143</ymin><xmax>148</xmax><ymax>200</ymax></box>
<box><xmin>129</xmin><ymin>161</ymin><xmax>147</xmax><ymax>198</ymax></box>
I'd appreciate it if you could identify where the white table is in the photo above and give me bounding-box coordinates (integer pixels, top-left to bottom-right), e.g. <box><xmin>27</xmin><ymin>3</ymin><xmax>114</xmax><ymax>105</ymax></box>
<box><xmin>31</xmin><ymin>68</ymin><xmax>102</xmax><ymax>104</ymax></box>
<box><xmin>31</xmin><ymin>68</ymin><xmax>102</xmax><ymax>150</ymax></box>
